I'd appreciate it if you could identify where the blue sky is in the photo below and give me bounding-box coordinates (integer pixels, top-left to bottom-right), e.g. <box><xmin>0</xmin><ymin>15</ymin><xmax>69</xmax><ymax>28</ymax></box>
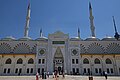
<box><xmin>0</xmin><ymin>0</ymin><xmax>120</xmax><ymax>39</ymax></box>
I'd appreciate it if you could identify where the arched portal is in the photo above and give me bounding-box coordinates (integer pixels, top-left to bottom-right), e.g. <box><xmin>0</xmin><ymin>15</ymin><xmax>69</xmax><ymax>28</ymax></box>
<box><xmin>53</xmin><ymin>47</ymin><xmax>64</xmax><ymax>74</ymax></box>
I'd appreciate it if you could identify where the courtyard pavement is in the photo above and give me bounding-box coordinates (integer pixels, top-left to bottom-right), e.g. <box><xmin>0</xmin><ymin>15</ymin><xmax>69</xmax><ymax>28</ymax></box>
<box><xmin>0</xmin><ymin>75</ymin><xmax>120</xmax><ymax>80</ymax></box>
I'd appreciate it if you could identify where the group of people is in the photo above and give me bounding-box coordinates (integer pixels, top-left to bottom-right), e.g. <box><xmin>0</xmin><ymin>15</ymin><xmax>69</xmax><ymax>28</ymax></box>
<box><xmin>52</xmin><ymin>70</ymin><xmax>65</xmax><ymax>79</ymax></box>
<box><xmin>36</xmin><ymin>71</ymin><xmax>49</xmax><ymax>80</ymax></box>
<box><xmin>36</xmin><ymin>71</ymin><xmax>65</xmax><ymax>80</ymax></box>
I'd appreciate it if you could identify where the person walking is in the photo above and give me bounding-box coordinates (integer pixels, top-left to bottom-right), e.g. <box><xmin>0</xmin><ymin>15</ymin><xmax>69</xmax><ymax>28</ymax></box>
<box><xmin>53</xmin><ymin>72</ymin><xmax>54</xmax><ymax>78</ymax></box>
<box><xmin>47</xmin><ymin>71</ymin><xmax>49</xmax><ymax>78</ymax></box>
<box><xmin>36</xmin><ymin>72</ymin><xmax>39</xmax><ymax>80</ymax></box>
<box><xmin>62</xmin><ymin>71</ymin><xmax>65</xmax><ymax>78</ymax></box>
<box><xmin>104</xmin><ymin>71</ymin><xmax>108</xmax><ymax>80</ymax></box>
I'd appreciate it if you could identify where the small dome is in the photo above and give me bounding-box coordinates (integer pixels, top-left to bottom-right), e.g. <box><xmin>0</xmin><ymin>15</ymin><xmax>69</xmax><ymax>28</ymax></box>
<box><xmin>85</xmin><ymin>37</ymin><xmax>100</xmax><ymax>41</ymax></box>
<box><xmin>70</xmin><ymin>37</ymin><xmax>82</xmax><ymax>41</ymax></box>
<box><xmin>102</xmin><ymin>36</ymin><xmax>117</xmax><ymax>41</ymax></box>
<box><xmin>35</xmin><ymin>37</ymin><xmax>48</xmax><ymax>41</ymax></box>
<box><xmin>1</xmin><ymin>36</ymin><xmax>16</xmax><ymax>41</ymax></box>
<box><xmin>18</xmin><ymin>37</ymin><xmax>32</xmax><ymax>41</ymax></box>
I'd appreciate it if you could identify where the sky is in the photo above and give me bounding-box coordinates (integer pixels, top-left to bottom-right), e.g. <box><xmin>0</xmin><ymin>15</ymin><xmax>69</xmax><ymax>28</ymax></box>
<box><xmin>0</xmin><ymin>0</ymin><xmax>120</xmax><ymax>40</ymax></box>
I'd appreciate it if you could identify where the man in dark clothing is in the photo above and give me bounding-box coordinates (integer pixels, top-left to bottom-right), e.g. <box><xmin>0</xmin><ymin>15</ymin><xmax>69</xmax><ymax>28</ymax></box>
<box><xmin>42</xmin><ymin>72</ymin><xmax>44</xmax><ymax>79</ymax></box>
<box><xmin>104</xmin><ymin>71</ymin><xmax>108</xmax><ymax>79</ymax></box>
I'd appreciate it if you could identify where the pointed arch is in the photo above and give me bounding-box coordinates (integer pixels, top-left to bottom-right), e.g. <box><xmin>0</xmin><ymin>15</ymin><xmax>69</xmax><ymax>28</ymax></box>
<box><xmin>13</xmin><ymin>43</ymin><xmax>30</xmax><ymax>53</ymax></box>
<box><xmin>54</xmin><ymin>47</ymin><xmax>63</xmax><ymax>58</ymax></box>
<box><xmin>0</xmin><ymin>43</ymin><xmax>11</xmax><ymax>53</ymax></box>
<box><xmin>94</xmin><ymin>58</ymin><xmax>100</xmax><ymax>64</ymax></box>
<box><xmin>83</xmin><ymin>58</ymin><xmax>89</xmax><ymax>64</ymax></box>
<box><xmin>80</xmin><ymin>44</ymin><xmax>86</xmax><ymax>53</ymax></box>
<box><xmin>5</xmin><ymin>58</ymin><xmax>12</xmax><ymax>64</ymax></box>
<box><xmin>28</xmin><ymin>58</ymin><xmax>34</xmax><ymax>64</ymax></box>
<box><xmin>106</xmin><ymin>43</ymin><xmax>120</xmax><ymax>53</ymax></box>
<box><xmin>106</xmin><ymin>58</ymin><xmax>112</xmax><ymax>64</ymax></box>
<box><xmin>87</xmin><ymin>43</ymin><xmax>105</xmax><ymax>54</ymax></box>
<box><xmin>17</xmin><ymin>58</ymin><xmax>23</xmax><ymax>64</ymax></box>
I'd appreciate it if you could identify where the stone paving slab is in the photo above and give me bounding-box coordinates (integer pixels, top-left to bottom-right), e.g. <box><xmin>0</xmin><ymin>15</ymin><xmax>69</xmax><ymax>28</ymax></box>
<box><xmin>0</xmin><ymin>75</ymin><xmax>120</xmax><ymax>80</ymax></box>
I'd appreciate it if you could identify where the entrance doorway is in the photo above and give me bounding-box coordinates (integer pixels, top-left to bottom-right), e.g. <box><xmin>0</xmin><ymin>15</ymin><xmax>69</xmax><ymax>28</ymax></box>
<box><xmin>53</xmin><ymin>47</ymin><xmax>64</xmax><ymax>74</ymax></box>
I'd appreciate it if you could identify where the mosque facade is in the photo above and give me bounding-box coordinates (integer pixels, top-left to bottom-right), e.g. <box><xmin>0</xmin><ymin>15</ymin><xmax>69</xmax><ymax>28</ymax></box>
<box><xmin>0</xmin><ymin>2</ymin><xmax>120</xmax><ymax>76</ymax></box>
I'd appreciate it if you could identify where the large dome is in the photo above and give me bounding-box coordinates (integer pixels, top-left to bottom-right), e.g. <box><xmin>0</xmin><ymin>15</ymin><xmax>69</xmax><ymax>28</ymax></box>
<box><xmin>35</xmin><ymin>37</ymin><xmax>48</xmax><ymax>41</ymax></box>
<box><xmin>102</xmin><ymin>37</ymin><xmax>118</xmax><ymax>41</ymax></box>
<box><xmin>1</xmin><ymin>36</ymin><xmax>16</xmax><ymax>41</ymax></box>
<box><xmin>70</xmin><ymin>37</ymin><xmax>82</xmax><ymax>41</ymax></box>
<box><xmin>18</xmin><ymin>37</ymin><xmax>32</xmax><ymax>41</ymax></box>
<box><xmin>85</xmin><ymin>37</ymin><xmax>100</xmax><ymax>41</ymax></box>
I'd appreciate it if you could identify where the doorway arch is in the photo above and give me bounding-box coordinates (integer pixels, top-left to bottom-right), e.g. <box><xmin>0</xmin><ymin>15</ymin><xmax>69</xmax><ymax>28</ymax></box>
<box><xmin>53</xmin><ymin>47</ymin><xmax>64</xmax><ymax>74</ymax></box>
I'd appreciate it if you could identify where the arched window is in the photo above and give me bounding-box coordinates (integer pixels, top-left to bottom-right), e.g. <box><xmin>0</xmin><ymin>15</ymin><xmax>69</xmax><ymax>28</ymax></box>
<box><xmin>83</xmin><ymin>58</ymin><xmax>89</xmax><ymax>64</ymax></box>
<box><xmin>28</xmin><ymin>58</ymin><xmax>34</xmax><ymax>64</ymax></box>
<box><xmin>17</xmin><ymin>58</ymin><xmax>23</xmax><ymax>64</ymax></box>
<box><xmin>94</xmin><ymin>58</ymin><xmax>100</xmax><ymax>64</ymax></box>
<box><xmin>106</xmin><ymin>58</ymin><xmax>112</xmax><ymax>64</ymax></box>
<box><xmin>5</xmin><ymin>58</ymin><xmax>12</xmax><ymax>64</ymax></box>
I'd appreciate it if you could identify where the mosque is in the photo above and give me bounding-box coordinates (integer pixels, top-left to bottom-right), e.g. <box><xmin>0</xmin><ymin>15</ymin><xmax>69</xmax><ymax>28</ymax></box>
<box><xmin>0</xmin><ymin>2</ymin><xmax>120</xmax><ymax>76</ymax></box>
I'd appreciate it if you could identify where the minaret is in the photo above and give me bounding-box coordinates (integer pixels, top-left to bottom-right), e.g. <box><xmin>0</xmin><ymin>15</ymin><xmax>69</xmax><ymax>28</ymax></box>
<box><xmin>89</xmin><ymin>2</ymin><xmax>96</xmax><ymax>37</ymax></box>
<box><xmin>40</xmin><ymin>28</ymin><xmax>43</xmax><ymax>37</ymax></box>
<box><xmin>78</xmin><ymin>27</ymin><xmax>80</xmax><ymax>38</ymax></box>
<box><xmin>112</xmin><ymin>16</ymin><xmax>120</xmax><ymax>40</ymax></box>
<box><xmin>24</xmin><ymin>1</ymin><xmax>30</xmax><ymax>37</ymax></box>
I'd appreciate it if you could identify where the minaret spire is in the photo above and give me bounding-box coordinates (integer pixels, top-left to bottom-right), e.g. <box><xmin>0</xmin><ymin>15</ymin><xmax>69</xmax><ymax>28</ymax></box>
<box><xmin>24</xmin><ymin>0</ymin><xmax>31</xmax><ymax>37</ymax></box>
<box><xmin>113</xmin><ymin>16</ymin><xmax>117</xmax><ymax>33</ymax></box>
<box><xmin>89</xmin><ymin>2</ymin><xmax>96</xmax><ymax>37</ymax></box>
<box><xmin>40</xmin><ymin>28</ymin><xmax>43</xmax><ymax>37</ymax></box>
<box><xmin>112</xmin><ymin>16</ymin><xmax>120</xmax><ymax>40</ymax></box>
<box><xmin>78</xmin><ymin>27</ymin><xmax>80</xmax><ymax>38</ymax></box>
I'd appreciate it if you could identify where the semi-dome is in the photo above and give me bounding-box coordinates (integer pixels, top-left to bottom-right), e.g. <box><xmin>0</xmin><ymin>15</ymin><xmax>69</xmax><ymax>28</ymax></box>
<box><xmin>102</xmin><ymin>36</ymin><xmax>117</xmax><ymax>41</ymax></box>
<box><xmin>1</xmin><ymin>36</ymin><xmax>16</xmax><ymax>41</ymax></box>
<box><xmin>35</xmin><ymin>37</ymin><xmax>48</xmax><ymax>41</ymax></box>
<box><xmin>85</xmin><ymin>37</ymin><xmax>100</xmax><ymax>41</ymax></box>
<box><xmin>18</xmin><ymin>37</ymin><xmax>32</xmax><ymax>41</ymax></box>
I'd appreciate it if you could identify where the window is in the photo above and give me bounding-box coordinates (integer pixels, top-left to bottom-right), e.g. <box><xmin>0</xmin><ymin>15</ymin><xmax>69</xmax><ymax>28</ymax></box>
<box><xmin>42</xmin><ymin>68</ymin><xmax>44</xmax><ymax>73</ymax></box>
<box><xmin>88</xmin><ymin>68</ymin><xmax>90</xmax><ymax>74</ymax></box>
<box><xmin>111</xmin><ymin>68</ymin><xmax>113</xmax><ymax>73</ymax></box>
<box><xmin>42</xmin><ymin>59</ymin><xmax>45</xmax><ymax>64</ymax></box>
<box><xmin>72</xmin><ymin>59</ymin><xmax>75</xmax><ymax>64</ymax></box>
<box><xmin>94</xmin><ymin>58</ymin><xmax>100</xmax><ymax>64</ymax></box>
<box><xmin>17</xmin><ymin>58</ymin><xmax>23</xmax><ymax>64</ymax></box>
<box><xmin>4</xmin><ymin>68</ymin><xmax>6</xmax><ymax>73</ymax></box>
<box><xmin>7</xmin><ymin>68</ymin><xmax>10</xmax><ymax>73</ymax></box>
<box><xmin>19</xmin><ymin>68</ymin><xmax>22</xmax><ymax>73</ymax></box>
<box><xmin>107</xmin><ymin>68</ymin><xmax>109</xmax><ymax>73</ymax></box>
<box><xmin>95</xmin><ymin>68</ymin><xmax>98</xmax><ymax>73</ymax></box>
<box><xmin>15</xmin><ymin>68</ymin><xmax>18</xmax><ymax>73</ymax></box>
<box><xmin>38</xmin><ymin>59</ymin><xmax>41</xmax><ymax>64</ymax></box>
<box><xmin>72</xmin><ymin>68</ymin><xmax>75</xmax><ymax>74</ymax></box>
<box><xmin>106</xmin><ymin>58</ymin><xmax>112</xmax><ymax>64</ymax></box>
<box><xmin>31</xmin><ymin>68</ymin><xmax>33</xmax><ymax>73</ymax></box>
<box><xmin>84</xmin><ymin>68</ymin><xmax>86</xmax><ymax>73</ymax></box>
<box><xmin>27</xmin><ymin>68</ymin><xmax>29</xmax><ymax>73</ymax></box>
<box><xmin>76</xmin><ymin>59</ymin><xmax>78</xmax><ymax>64</ymax></box>
<box><xmin>99</xmin><ymin>68</ymin><xmax>101</xmax><ymax>73</ymax></box>
<box><xmin>83</xmin><ymin>58</ymin><xmax>89</xmax><ymax>64</ymax></box>
<box><xmin>72</xmin><ymin>49</ymin><xmax>78</xmax><ymax>55</ymax></box>
<box><xmin>39</xmin><ymin>49</ymin><xmax>45</xmax><ymax>55</ymax></box>
<box><xmin>76</xmin><ymin>68</ymin><xmax>79</xmax><ymax>73</ymax></box>
<box><xmin>5</xmin><ymin>58</ymin><xmax>12</xmax><ymax>64</ymax></box>
<box><xmin>28</xmin><ymin>58</ymin><xmax>34</xmax><ymax>64</ymax></box>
